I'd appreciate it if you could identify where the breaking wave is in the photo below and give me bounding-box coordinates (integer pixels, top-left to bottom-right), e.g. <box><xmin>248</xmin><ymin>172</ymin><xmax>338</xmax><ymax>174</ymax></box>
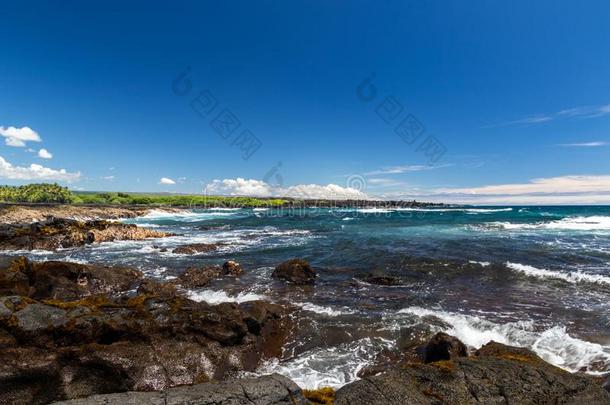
<box><xmin>187</xmin><ymin>289</ymin><xmax>267</xmax><ymax>304</ymax></box>
<box><xmin>256</xmin><ymin>337</ymin><xmax>393</xmax><ymax>389</ymax></box>
<box><xmin>398</xmin><ymin>306</ymin><xmax>610</xmax><ymax>374</ymax></box>
<box><xmin>485</xmin><ymin>216</ymin><xmax>610</xmax><ymax>232</ymax></box>
<box><xmin>295</xmin><ymin>302</ymin><xmax>356</xmax><ymax>317</ymax></box>
<box><xmin>505</xmin><ymin>262</ymin><xmax>610</xmax><ymax>285</ymax></box>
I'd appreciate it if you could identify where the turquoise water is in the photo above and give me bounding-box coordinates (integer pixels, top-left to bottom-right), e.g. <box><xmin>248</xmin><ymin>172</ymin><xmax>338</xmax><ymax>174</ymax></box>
<box><xmin>21</xmin><ymin>206</ymin><xmax>610</xmax><ymax>388</ymax></box>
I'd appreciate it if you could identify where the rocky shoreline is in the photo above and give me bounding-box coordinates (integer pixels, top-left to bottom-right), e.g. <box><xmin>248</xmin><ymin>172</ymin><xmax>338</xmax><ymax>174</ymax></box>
<box><xmin>0</xmin><ymin>205</ymin><xmax>608</xmax><ymax>404</ymax></box>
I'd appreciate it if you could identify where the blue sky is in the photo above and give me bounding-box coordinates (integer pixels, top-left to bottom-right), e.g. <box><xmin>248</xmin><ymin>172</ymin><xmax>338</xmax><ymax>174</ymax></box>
<box><xmin>1</xmin><ymin>0</ymin><xmax>610</xmax><ymax>203</ymax></box>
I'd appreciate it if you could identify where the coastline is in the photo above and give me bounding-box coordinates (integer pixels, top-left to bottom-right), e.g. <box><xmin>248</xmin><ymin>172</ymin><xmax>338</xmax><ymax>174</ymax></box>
<box><xmin>0</xmin><ymin>204</ymin><xmax>609</xmax><ymax>404</ymax></box>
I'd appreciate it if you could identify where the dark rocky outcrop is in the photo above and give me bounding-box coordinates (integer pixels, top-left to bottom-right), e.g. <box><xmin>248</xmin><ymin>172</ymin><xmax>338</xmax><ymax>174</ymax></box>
<box><xmin>272</xmin><ymin>259</ymin><xmax>316</xmax><ymax>285</ymax></box>
<box><xmin>356</xmin><ymin>274</ymin><xmax>402</xmax><ymax>286</ymax></box>
<box><xmin>50</xmin><ymin>374</ymin><xmax>308</xmax><ymax>405</ymax></box>
<box><xmin>172</xmin><ymin>243</ymin><xmax>220</xmax><ymax>254</ymax></box>
<box><xmin>336</xmin><ymin>341</ymin><xmax>610</xmax><ymax>404</ymax></box>
<box><xmin>223</xmin><ymin>260</ymin><xmax>243</xmax><ymax>276</ymax></box>
<box><xmin>423</xmin><ymin>331</ymin><xmax>468</xmax><ymax>363</ymax></box>
<box><xmin>0</xmin><ymin>256</ymin><xmax>142</xmax><ymax>300</ymax></box>
<box><xmin>0</xmin><ymin>218</ymin><xmax>169</xmax><ymax>251</ymax></box>
<box><xmin>0</xmin><ymin>205</ymin><xmax>156</xmax><ymax>225</ymax></box>
<box><xmin>0</xmin><ymin>257</ymin><xmax>292</xmax><ymax>404</ymax></box>
<box><xmin>173</xmin><ymin>260</ymin><xmax>244</xmax><ymax>288</ymax></box>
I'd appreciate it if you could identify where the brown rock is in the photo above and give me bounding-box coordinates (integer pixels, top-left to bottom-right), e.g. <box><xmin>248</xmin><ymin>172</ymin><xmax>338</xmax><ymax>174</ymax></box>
<box><xmin>175</xmin><ymin>266</ymin><xmax>222</xmax><ymax>288</ymax></box>
<box><xmin>357</xmin><ymin>274</ymin><xmax>402</xmax><ymax>286</ymax></box>
<box><xmin>336</xmin><ymin>343</ymin><xmax>610</xmax><ymax>404</ymax></box>
<box><xmin>272</xmin><ymin>259</ymin><xmax>316</xmax><ymax>285</ymax></box>
<box><xmin>0</xmin><ymin>256</ymin><xmax>142</xmax><ymax>301</ymax></box>
<box><xmin>0</xmin><ymin>218</ymin><xmax>169</xmax><ymax>251</ymax></box>
<box><xmin>222</xmin><ymin>260</ymin><xmax>243</xmax><ymax>276</ymax></box>
<box><xmin>172</xmin><ymin>243</ymin><xmax>220</xmax><ymax>254</ymax></box>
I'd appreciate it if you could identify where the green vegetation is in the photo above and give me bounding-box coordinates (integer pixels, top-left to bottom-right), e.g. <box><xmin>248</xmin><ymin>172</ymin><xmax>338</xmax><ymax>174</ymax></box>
<box><xmin>72</xmin><ymin>191</ymin><xmax>287</xmax><ymax>207</ymax></box>
<box><xmin>0</xmin><ymin>183</ymin><xmax>74</xmax><ymax>203</ymax></box>
<box><xmin>0</xmin><ymin>183</ymin><xmax>287</xmax><ymax>207</ymax></box>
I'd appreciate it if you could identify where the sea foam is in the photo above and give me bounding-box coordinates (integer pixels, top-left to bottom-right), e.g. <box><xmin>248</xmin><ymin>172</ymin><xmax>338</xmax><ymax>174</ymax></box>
<box><xmin>187</xmin><ymin>289</ymin><xmax>266</xmax><ymax>304</ymax></box>
<box><xmin>398</xmin><ymin>306</ymin><xmax>610</xmax><ymax>374</ymax></box>
<box><xmin>505</xmin><ymin>262</ymin><xmax>610</xmax><ymax>285</ymax></box>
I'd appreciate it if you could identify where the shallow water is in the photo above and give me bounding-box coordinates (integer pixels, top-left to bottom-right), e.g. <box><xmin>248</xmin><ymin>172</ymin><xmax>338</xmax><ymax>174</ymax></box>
<box><xmin>14</xmin><ymin>206</ymin><xmax>610</xmax><ymax>388</ymax></box>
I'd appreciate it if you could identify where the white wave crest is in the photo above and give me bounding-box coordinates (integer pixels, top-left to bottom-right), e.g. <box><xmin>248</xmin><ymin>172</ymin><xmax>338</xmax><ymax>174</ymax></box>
<box><xmin>187</xmin><ymin>289</ymin><xmax>266</xmax><ymax>304</ymax></box>
<box><xmin>506</xmin><ymin>262</ymin><xmax>610</xmax><ymax>285</ymax></box>
<box><xmin>133</xmin><ymin>209</ymin><xmax>243</xmax><ymax>222</ymax></box>
<box><xmin>469</xmin><ymin>260</ymin><xmax>491</xmax><ymax>267</ymax></box>
<box><xmin>398</xmin><ymin>306</ymin><xmax>610</xmax><ymax>374</ymax></box>
<box><xmin>296</xmin><ymin>302</ymin><xmax>355</xmax><ymax>317</ymax></box>
<box><xmin>356</xmin><ymin>208</ymin><xmax>393</xmax><ymax>213</ymax></box>
<box><xmin>395</xmin><ymin>207</ymin><xmax>513</xmax><ymax>213</ymax></box>
<box><xmin>486</xmin><ymin>216</ymin><xmax>610</xmax><ymax>232</ymax></box>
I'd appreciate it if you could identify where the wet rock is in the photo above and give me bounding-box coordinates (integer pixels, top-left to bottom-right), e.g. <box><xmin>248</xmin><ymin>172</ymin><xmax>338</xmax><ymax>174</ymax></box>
<box><xmin>603</xmin><ymin>376</ymin><xmax>610</xmax><ymax>392</ymax></box>
<box><xmin>423</xmin><ymin>332</ymin><xmax>468</xmax><ymax>363</ymax></box>
<box><xmin>357</xmin><ymin>348</ymin><xmax>404</xmax><ymax>378</ymax></box>
<box><xmin>356</xmin><ymin>274</ymin><xmax>402</xmax><ymax>286</ymax></box>
<box><xmin>336</xmin><ymin>341</ymin><xmax>610</xmax><ymax>404</ymax></box>
<box><xmin>172</xmin><ymin>243</ymin><xmax>220</xmax><ymax>254</ymax></box>
<box><xmin>223</xmin><ymin>260</ymin><xmax>243</xmax><ymax>276</ymax></box>
<box><xmin>0</xmin><ymin>217</ymin><xmax>169</xmax><ymax>251</ymax></box>
<box><xmin>475</xmin><ymin>340</ymin><xmax>542</xmax><ymax>362</ymax></box>
<box><xmin>50</xmin><ymin>374</ymin><xmax>308</xmax><ymax>405</ymax></box>
<box><xmin>272</xmin><ymin>259</ymin><xmax>316</xmax><ymax>285</ymax></box>
<box><xmin>175</xmin><ymin>265</ymin><xmax>223</xmax><ymax>288</ymax></box>
<box><xmin>173</xmin><ymin>261</ymin><xmax>244</xmax><ymax>289</ymax></box>
<box><xmin>0</xmin><ymin>258</ymin><xmax>294</xmax><ymax>403</ymax></box>
<box><xmin>0</xmin><ymin>257</ymin><xmax>142</xmax><ymax>300</ymax></box>
<box><xmin>14</xmin><ymin>303</ymin><xmax>68</xmax><ymax>332</ymax></box>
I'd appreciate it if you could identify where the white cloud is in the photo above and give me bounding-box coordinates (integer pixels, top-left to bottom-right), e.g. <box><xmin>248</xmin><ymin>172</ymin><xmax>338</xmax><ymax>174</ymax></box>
<box><xmin>488</xmin><ymin>103</ymin><xmax>610</xmax><ymax>127</ymax></box>
<box><xmin>101</xmin><ymin>175</ymin><xmax>115</xmax><ymax>181</ymax></box>
<box><xmin>205</xmin><ymin>178</ymin><xmax>272</xmax><ymax>196</ymax></box>
<box><xmin>204</xmin><ymin>178</ymin><xmax>369</xmax><ymax>200</ymax></box>
<box><xmin>364</xmin><ymin>164</ymin><xmax>451</xmax><ymax>176</ymax></box>
<box><xmin>38</xmin><ymin>148</ymin><xmax>53</xmax><ymax>159</ymax></box>
<box><xmin>558</xmin><ymin>141</ymin><xmax>607</xmax><ymax>147</ymax></box>
<box><xmin>0</xmin><ymin>156</ymin><xmax>80</xmax><ymax>182</ymax></box>
<box><xmin>436</xmin><ymin>175</ymin><xmax>610</xmax><ymax>196</ymax></box>
<box><xmin>284</xmin><ymin>183</ymin><xmax>368</xmax><ymax>200</ymax></box>
<box><xmin>159</xmin><ymin>177</ymin><xmax>176</xmax><ymax>185</ymax></box>
<box><xmin>381</xmin><ymin>174</ymin><xmax>610</xmax><ymax>205</ymax></box>
<box><xmin>0</xmin><ymin>126</ymin><xmax>41</xmax><ymax>147</ymax></box>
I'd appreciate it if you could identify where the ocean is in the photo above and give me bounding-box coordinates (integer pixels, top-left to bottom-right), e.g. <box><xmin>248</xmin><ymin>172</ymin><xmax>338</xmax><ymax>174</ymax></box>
<box><xmin>19</xmin><ymin>205</ymin><xmax>610</xmax><ymax>388</ymax></box>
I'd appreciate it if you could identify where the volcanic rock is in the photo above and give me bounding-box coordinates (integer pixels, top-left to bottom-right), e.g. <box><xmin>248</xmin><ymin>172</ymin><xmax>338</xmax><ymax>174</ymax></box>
<box><xmin>272</xmin><ymin>259</ymin><xmax>316</xmax><ymax>285</ymax></box>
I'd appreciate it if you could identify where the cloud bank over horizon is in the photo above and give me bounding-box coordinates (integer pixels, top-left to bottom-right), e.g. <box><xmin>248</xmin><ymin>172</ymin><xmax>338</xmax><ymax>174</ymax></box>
<box><xmin>204</xmin><ymin>178</ymin><xmax>369</xmax><ymax>200</ymax></box>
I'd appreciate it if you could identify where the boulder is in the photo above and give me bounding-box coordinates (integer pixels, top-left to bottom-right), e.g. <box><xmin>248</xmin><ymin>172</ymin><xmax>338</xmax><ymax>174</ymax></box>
<box><xmin>172</xmin><ymin>243</ymin><xmax>220</xmax><ymax>254</ymax></box>
<box><xmin>356</xmin><ymin>274</ymin><xmax>402</xmax><ymax>286</ymax></box>
<box><xmin>50</xmin><ymin>374</ymin><xmax>308</xmax><ymax>405</ymax></box>
<box><xmin>173</xmin><ymin>261</ymin><xmax>244</xmax><ymax>289</ymax></box>
<box><xmin>223</xmin><ymin>260</ymin><xmax>243</xmax><ymax>276</ymax></box>
<box><xmin>175</xmin><ymin>265</ymin><xmax>223</xmax><ymax>288</ymax></box>
<box><xmin>272</xmin><ymin>259</ymin><xmax>316</xmax><ymax>285</ymax></box>
<box><xmin>423</xmin><ymin>332</ymin><xmax>468</xmax><ymax>363</ymax></box>
<box><xmin>335</xmin><ymin>341</ymin><xmax>610</xmax><ymax>404</ymax></box>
